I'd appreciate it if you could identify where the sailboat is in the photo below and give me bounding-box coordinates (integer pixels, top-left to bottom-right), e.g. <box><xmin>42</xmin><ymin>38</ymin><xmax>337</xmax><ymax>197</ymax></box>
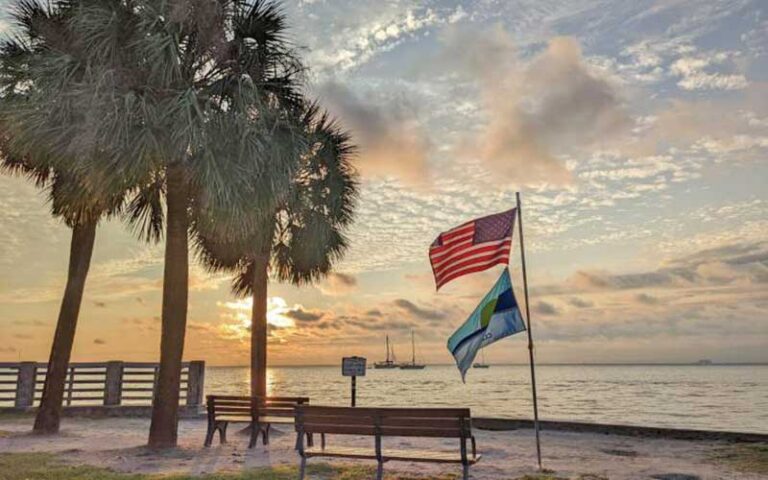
<box><xmin>399</xmin><ymin>330</ymin><xmax>426</xmax><ymax>370</ymax></box>
<box><xmin>373</xmin><ymin>335</ymin><xmax>398</xmax><ymax>369</ymax></box>
<box><xmin>473</xmin><ymin>348</ymin><xmax>490</xmax><ymax>369</ymax></box>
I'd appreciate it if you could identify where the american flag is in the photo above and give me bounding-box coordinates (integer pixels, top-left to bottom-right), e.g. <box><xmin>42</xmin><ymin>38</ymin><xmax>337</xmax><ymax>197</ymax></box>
<box><xmin>429</xmin><ymin>209</ymin><xmax>516</xmax><ymax>290</ymax></box>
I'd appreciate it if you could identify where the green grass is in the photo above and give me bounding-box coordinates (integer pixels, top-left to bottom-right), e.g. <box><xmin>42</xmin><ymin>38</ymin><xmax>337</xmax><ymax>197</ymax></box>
<box><xmin>0</xmin><ymin>453</ymin><xmax>459</xmax><ymax>480</ymax></box>
<box><xmin>709</xmin><ymin>443</ymin><xmax>768</xmax><ymax>475</ymax></box>
<box><xmin>0</xmin><ymin>452</ymin><xmax>615</xmax><ymax>480</ymax></box>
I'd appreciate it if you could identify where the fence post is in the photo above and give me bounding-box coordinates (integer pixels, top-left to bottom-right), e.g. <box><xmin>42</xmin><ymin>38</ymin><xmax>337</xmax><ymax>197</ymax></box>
<box><xmin>15</xmin><ymin>362</ymin><xmax>37</xmax><ymax>408</ymax></box>
<box><xmin>186</xmin><ymin>361</ymin><xmax>205</xmax><ymax>407</ymax></box>
<box><xmin>104</xmin><ymin>361</ymin><xmax>124</xmax><ymax>406</ymax></box>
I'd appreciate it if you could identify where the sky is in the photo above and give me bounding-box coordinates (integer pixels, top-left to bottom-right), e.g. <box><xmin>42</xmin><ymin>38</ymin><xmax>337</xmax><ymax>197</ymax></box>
<box><xmin>0</xmin><ymin>0</ymin><xmax>766</xmax><ymax>366</ymax></box>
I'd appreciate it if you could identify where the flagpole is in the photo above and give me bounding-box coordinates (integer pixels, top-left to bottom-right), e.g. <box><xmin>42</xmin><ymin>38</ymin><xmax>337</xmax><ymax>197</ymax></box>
<box><xmin>516</xmin><ymin>191</ymin><xmax>542</xmax><ymax>470</ymax></box>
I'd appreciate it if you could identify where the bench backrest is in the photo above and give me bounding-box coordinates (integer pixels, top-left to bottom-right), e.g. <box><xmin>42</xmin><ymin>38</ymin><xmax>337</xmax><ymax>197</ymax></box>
<box><xmin>207</xmin><ymin>395</ymin><xmax>310</xmax><ymax>420</ymax></box>
<box><xmin>295</xmin><ymin>405</ymin><xmax>472</xmax><ymax>438</ymax></box>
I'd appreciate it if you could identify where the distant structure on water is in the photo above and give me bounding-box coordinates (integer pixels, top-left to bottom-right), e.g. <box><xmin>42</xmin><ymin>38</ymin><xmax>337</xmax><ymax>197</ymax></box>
<box><xmin>400</xmin><ymin>330</ymin><xmax>426</xmax><ymax>370</ymax></box>
<box><xmin>696</xmin><ymin>359</ymin><xmax>713</xmax><ymax>365</ymax></box>
<box><xmin>473</xmin><ymin>349</ymin><xmax>490</xmax><ymax>369</ymax></box>
<box><xmin>373</xmin><ymin>335</ymin><xmax>398</xmax><ymax>369</ymax></box>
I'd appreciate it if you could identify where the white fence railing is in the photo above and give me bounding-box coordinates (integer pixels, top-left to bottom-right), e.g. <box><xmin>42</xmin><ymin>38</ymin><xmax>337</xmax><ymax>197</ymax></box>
<box><xmin>0</xmin><ymin>361</ymin><xmax>205</xmax><ymax>409</ymax></box>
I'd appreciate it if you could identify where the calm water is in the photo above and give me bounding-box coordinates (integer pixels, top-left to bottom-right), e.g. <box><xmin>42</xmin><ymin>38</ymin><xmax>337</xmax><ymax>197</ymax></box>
<box><xmin>205</xmin><ymin>364</ymin><xmax>768</xmax><ymax>434</ymax></box>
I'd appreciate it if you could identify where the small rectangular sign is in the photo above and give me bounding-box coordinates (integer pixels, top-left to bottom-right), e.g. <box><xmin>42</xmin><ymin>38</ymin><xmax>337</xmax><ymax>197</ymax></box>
<box><xmin>342</xmin><ymin>356</ymin><xmax>366</xmax><ymax>377</ymax></box>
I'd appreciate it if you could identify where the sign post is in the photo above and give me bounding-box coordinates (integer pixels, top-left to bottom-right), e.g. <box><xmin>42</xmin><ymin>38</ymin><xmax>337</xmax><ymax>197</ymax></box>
<box><xmin>342</xmin><ymin>356</ymin><xmax>366</xmax><ymax>407</ymax></box>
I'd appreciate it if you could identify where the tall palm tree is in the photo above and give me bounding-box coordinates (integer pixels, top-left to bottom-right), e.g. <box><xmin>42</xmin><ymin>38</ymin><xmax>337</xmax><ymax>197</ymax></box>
<box><xmin>1</xmin><ymin>0</ymin><xmax>309</xmax><ymax>447</ymax></box>
<box><xmin>0</xmin><ymin>1</ymin><xmax>165</xmax><ymax>434</ymax></box>
<box><xmin>195</xmin><ymin>103</ymin><xmax>358</xmax><ymax>399</ymax></box>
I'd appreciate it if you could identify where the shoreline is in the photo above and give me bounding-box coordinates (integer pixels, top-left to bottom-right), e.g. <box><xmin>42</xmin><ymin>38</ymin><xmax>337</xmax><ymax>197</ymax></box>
<box><xmin>3</xmin><ymin>408</ymin><xmax>767</xmax><ymax>442</ymax></box>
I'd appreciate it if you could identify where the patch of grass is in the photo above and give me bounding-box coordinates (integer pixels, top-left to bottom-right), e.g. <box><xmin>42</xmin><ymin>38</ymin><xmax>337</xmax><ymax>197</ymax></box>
<box><xmin>709</xmin><ymin>443</ymin><xmax>768</xmax><ymax>475</ymax></box>
<box><xmin>0</xmin><ymin>453</ymin><xmax>459</xmax><ymax>480</ymax></box>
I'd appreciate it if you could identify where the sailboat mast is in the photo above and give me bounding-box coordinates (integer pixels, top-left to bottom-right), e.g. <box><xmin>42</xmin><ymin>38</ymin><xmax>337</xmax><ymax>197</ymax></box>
<box><xmin>411</xmin><ymin>330</ymin><xmax>415</xmax><ymax>365</ymax></box>
<box><xmin>386</xmin><ymin>335</ymin><xmax>390</xmax><ymax>362</ymax></box>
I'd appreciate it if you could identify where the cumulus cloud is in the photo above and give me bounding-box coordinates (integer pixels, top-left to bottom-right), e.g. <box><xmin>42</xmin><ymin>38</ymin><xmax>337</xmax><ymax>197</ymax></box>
<box><xmin>318</xmin><ymin>82</ymin><xmax>431</xmax><ymax>183</ymax></box>
<box><xmin>534</xmin><ymin>301</ymin><xmax>560</xmax><ymax>316</ymax></box>
<box><xmin>393</xmin><ymin>299</ymin><xmax>447</xmax><ymax>321</ymax></box>
<box><xmin>284</xmin><ymin>307</ymin><xmax>325</xmax><ymax>323</ymax></box>
<box><xmin>540</xmin><ymin>241</ymin><xmax>768</xmax><ymax>296</ymax></box>
<box><xmin>441</xmin><ymin>27</ymin><xmax>631</xmax><ymax>184</ymax></box>
<box><xmin>317</xmin><ymin>272</ymin><xmax>358</xmax><ymax>296</ymax></box>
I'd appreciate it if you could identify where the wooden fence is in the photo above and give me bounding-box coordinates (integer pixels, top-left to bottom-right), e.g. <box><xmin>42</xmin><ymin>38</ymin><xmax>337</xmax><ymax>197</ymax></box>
<box><xmin>0</xmin><ymin>361</ymin><xmax>205</xmax><ymax>409</ymax></box>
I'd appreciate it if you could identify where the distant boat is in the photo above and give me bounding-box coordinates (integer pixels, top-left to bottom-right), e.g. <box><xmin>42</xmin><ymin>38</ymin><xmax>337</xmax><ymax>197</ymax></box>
<box><xmin>373</xmin><ymin>335</ymin><xmax>398</xmax><ymax>369</ymax></box>
<box><xmin>473</xmin><ymin>349</ymin><xmax>490</xmax><ymax>369</ymax></box>
<box><xmin>696</xmin><ymin>359</ymin><xmax>713</xmax><ymax>365</ymax></box>
<box><xmin>400</xmin><ymin>330</ymin><xmax>426</xmax><ymax>370</ymax></box>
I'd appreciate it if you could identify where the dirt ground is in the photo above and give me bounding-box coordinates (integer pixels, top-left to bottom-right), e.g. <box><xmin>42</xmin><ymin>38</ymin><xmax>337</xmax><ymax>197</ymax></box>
<box><xmin>0</xmin><ymin>415</ymin><xmax>765</xmax><ymax>479</ymax></box>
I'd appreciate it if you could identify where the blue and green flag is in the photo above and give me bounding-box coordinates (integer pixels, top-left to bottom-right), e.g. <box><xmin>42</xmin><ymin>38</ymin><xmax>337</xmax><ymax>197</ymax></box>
<box><xmin>447</xmin><ymin>269</ymin><xmax>526</xmax><ymax>381</ymax></box>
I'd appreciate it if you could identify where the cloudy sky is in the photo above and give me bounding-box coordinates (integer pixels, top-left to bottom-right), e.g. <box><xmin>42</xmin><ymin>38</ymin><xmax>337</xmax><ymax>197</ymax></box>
<box><xmin>1</xmin><ymin>0</ymin><xmax>766</xmax><ymax>366</ymax></box>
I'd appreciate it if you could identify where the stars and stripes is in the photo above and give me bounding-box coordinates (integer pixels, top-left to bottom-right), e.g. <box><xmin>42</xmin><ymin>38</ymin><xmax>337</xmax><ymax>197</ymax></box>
<box><xmin>429</xmin><ymin>209</ymin><xmax>516</xmax><ymax>290</ymax></box>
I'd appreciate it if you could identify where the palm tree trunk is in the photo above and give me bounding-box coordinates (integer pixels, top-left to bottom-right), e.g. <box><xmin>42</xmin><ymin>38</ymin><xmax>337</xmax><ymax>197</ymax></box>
<box><xmin>250</xmin><ymin>254</ymin><xmax>269</xmax><ymax>400</ymax></box>
<box><xmin>33</xmin><ymin>219</ymin><xmax>97</xmax><ymax>434</ymax></box>
<box><xmin>148</xmin><ymin>164</ymin><xmax>189</xmax><ymax>449</ymax></box>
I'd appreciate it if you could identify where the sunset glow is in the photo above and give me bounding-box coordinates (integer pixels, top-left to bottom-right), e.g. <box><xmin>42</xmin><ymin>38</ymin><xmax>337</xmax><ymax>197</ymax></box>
<box><xmin>0</xmin><ymin>0</ymin><xmax>765</xmax><ymax>367</ymax></box>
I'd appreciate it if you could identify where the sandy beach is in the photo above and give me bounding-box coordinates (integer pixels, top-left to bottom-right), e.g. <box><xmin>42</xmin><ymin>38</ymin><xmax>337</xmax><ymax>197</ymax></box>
<box><xmin>1</xmin><ymin>415</ymin><xmax>765</xmax><ymax>479</ymax></box>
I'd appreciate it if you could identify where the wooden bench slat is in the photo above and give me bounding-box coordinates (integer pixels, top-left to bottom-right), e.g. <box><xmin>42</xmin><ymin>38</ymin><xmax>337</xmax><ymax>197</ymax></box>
<box><xmin>304</xmin><ymin>446</ymin><xmax>377</xmax><ymax>460</ymax></box>
<box><xmin>299</xmin><ymin>415</ymin><xmax>463</xmax><ymax>429</ymax></box>
<box><xmin>384</xmin><ymin>450</ymin><xmax>481</xmax><ymax>464</ymax></box>
<box><xmin>208</xmin><ymin>395</ymin><xmax>308</xmax><ymax>402</ymax></box>
<box><xmin>297</xmin><ymin>406</ymin><xmax>470</xmax><ymax>418</ymax></box>
<box><xmin>303</xmin><ymin>447</ymin><xmax>481</xmax><ymax>465</ymax></box>
<box><xmin>300</xmin><ymin>424</ymin><xmax>464</xmax><ymax>438</ymax></box>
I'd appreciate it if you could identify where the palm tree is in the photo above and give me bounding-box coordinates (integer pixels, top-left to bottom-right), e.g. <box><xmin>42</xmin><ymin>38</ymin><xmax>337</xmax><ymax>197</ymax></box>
<box><xmin>195</xmin><ymin>103</ymin><xmax>358</xmax><ymax>399</ymax></box>
<box><xmin>1</xmin><ymin>0</ymin><xmax>309</xmax><ymax>447</ymax></box>
<box><xmin>0</xmin><ymin>1</ymin><xmax>164</xmax><ymax>434</ymax></box>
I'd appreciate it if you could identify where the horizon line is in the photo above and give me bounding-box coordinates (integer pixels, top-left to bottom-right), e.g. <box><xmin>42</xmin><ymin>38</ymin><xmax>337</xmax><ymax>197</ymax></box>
<box><xmin>203</xmin><ymin>361</ymin><xmax>768</xmax><ymax>368</ymax></box>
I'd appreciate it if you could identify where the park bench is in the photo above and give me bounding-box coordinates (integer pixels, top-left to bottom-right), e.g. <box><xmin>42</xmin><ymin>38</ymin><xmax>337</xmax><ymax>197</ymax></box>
<box><xmin>204</xmin><ymin>395</ymin><xmax>310</xmax><ymax>448</ymax></box>
<box><xmin>294</xmin><ymin>406</ymin><xmax>481</xmax><ymax>480</ymax></box>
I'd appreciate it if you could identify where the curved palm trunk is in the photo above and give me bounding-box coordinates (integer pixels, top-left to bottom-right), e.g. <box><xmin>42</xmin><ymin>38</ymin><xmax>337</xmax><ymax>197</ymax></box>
<box><xmin>148</xmin><ymin>164</ymin><xmax>189</xmax><ymax>449</ymax></box>
<box><xmin>33</xmin><ymin>219</ymin><xmax>97</xmax><ymax>434</ymax></box>
<box><xmin>250</xmin><ymin>255</ymin><xmax>269</xmax><ymax>400</ymax></box>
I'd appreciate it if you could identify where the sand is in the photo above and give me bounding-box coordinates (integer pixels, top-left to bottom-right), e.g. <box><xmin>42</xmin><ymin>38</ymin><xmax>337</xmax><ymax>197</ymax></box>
<box><xmin>0</xmin><ymin>415</ymin><xmax>764</xmax><ymax>479</ymax></box>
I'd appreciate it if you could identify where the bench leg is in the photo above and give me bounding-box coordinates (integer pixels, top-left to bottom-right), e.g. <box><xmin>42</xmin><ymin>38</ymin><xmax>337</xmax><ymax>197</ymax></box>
<box><xmin>298</xmin><ymin>457</ymin><xmax>307</xmax><ymax>480</ymax></box>
<box><xmin>263</xmin><ymin>423</ymin><xmax>271</xmax><ymax>445</ymax></box>
<box><xmin>248</xmin><ymin>422</ymin><xmax>260</xmax><ymax>449</ymax></box>
<box><xmin>219</xmin><ymin>422</ymin><xmax>229</xmax><ymax>444</ymax></box>
<box><xmin>376</xmin><ymin>461</ymin><xmax>384</xmax><ymax>480</ymax></box>
<box><xmin>204</xmin><ymin>421</ymin><xmax>215</xmax><ymax>447</ymax></box>
<box><xmin>462</xmin><ymin>463</ymin><xmax>469</xmax><ymax>480</ymax></box>
<box><xmin>306</xmin><ymin>432</ymin><xmax>314</xmax><ymax>447</ymax></box>
<box><xmin>320</xmin><ymin>433</ymin><xmax>326</xmax><ymax>449</ymax></box>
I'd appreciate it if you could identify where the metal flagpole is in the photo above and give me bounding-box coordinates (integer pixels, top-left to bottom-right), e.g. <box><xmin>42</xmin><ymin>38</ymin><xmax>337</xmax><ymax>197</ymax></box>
<box><xmin>516</xmin><ymin>191</ymin><xmax>542</xmax><ymax>470</ymax></box>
